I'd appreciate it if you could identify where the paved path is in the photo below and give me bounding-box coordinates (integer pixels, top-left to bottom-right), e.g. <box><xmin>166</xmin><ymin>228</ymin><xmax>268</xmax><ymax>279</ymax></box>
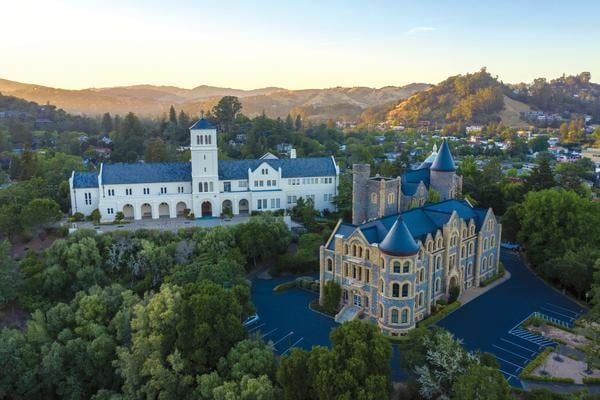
<box><xmin>459</xmin><ymin>269</ymin><xmax>511</xmax><ymax>305</ymax></box>
<box><xmin>437</xmin><ymin>250</ymin><xmax>585</xmax><ymax>388</ymax></box>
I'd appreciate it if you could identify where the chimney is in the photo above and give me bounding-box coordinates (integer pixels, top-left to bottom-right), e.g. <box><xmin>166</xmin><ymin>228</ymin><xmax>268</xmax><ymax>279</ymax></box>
<box><xmin>290</xmin><ymin>148</ymin><xmax>297</xmax><ymax>159</ymax></box>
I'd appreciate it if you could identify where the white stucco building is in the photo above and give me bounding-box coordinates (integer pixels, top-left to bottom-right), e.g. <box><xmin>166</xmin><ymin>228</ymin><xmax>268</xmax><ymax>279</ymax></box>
<box><xmin>69</xmin><ymin>119</ymin><xmax>339</xmax><ymax>222</ymax></box>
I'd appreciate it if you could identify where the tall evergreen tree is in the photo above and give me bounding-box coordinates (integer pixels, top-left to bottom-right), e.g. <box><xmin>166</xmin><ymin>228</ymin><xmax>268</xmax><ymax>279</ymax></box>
<box><xmin>169</xmin><ymin>105</ymin><xmax>178</xmax><ymax>125</ymax></box>
<box><xmin>285</xmin><ymin>114</ymin><xmax>294</xmax><ymax>130</ymax></box>
<box><xmin>526</xmin><ymin>159</ymin><xmax>555</xmax><ymax>191</ymax></box>
<box><xmin>101</xmin><ymin>112</ymin><xmax>113</xmax><ymax>134</ymax></box>
<box><xmin>294</xmin><ymin>115</ymin><xmax>302</xmax><ymax>131</ymax></box>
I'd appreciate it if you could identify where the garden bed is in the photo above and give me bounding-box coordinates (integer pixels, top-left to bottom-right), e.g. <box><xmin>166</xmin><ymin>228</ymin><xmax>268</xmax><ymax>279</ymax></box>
<box><xmin>527</xmin><ymin>324</ymin><xmax>589</xmax><ymax>350</ymax></box>
<box><xmin>529</xmin><ymin>351</ymin><xmax>599</xmax><ymax>384</ymax></box>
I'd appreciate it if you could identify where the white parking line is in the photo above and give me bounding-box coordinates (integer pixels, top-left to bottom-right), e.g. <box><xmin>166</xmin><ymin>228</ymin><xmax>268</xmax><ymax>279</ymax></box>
<box><xmin>494</xmin><ymin>355</ymin><xmax>525</xmax><ymax>369</ymax></box>
<box><xmin>500</xmin><ymin>338</ymin><xmax>537</xmax><ymax>355</ymax></box>
<box><xmin>281</xmin><ymin>337</ymin><xmax>304</xmax><ymax>355</ymax></box>
<box><xmin>540</xmin><ymin>307</ymin><xmax>574</xmax><ymax>321</ymax></box>
<box><xmin>248</xmin><ymin>323</ymin><xmax>265</xmax><ymax>333</ymax></box>
<box><xmin>492</xmin><ymin>344</ymin><xmax>531</xmax><ymax>361</ymax></box>
<box><xmin>272</xmin><ymin>331</ymin><xmax>294</xmax><ymax>346</ymax></box>
<box><xmin>546</xmin><ymin>302</ymin><xmax>580</xmax><ymax>316</ymax></box>
<box><xmin>499</xmin><ymin>369</ymin><xmax>519</xmax><ymax>381</ymax></box>
<box><xmin>261</xmin><ymin>328</ymin><xmax>278</xmax><ymax>338</ymax></box>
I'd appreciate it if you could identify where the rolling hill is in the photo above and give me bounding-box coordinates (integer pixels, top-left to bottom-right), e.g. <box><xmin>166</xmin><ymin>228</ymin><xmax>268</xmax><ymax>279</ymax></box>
<box><xmin>0</xmin><ymin>78</ymin><xmax>429</xmax><ymax>122</ymax></box>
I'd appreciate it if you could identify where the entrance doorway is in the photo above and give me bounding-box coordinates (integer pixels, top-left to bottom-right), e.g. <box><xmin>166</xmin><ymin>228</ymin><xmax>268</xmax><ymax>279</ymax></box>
<box><xmin>201</xmin><ymin>201</ymin><xmax>212</xmax><ymax>217</ymax></box>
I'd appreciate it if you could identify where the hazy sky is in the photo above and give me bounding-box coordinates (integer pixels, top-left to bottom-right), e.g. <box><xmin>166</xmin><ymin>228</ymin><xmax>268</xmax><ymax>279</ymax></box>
<box><xmin>2</xmin><ymin>0</ymin><xmax>599</xmax><ymax>90</ymax></box>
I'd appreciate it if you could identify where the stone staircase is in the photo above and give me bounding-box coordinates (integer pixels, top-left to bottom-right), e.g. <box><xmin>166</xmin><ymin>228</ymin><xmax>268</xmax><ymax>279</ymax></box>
<box><xmin>335</xmin><ymin>305</ymin><xmax>362</xmax><ymax>323</ymax></box>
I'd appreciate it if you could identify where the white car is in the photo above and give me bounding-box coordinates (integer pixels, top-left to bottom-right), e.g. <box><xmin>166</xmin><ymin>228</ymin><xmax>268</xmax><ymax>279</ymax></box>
<box><xmin>501</xmin><ymin>241</ymin><xmax>520</xmax><ymax>251</ymax></box>
<box><xmin>243</xmin><ymin>314</ymin><xmax>260</xmax><ymax>327</ymax></box>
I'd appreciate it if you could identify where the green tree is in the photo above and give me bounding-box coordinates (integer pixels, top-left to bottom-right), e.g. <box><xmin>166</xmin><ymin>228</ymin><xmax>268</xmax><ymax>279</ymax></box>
<box><xmin>236</xmin><ymin>215</ymin><xmax>290</xmax><ymax>267</ymax></box>
<box><xmin>144</xmin><ymin>137</ymin><xmax>169</xmax><ymax>162</ymax></box>
<box><xmin>0</xmin><ymin>241</ymin><xmax>21</xmax><ymax>307</ymax></box>
<box><xmin>526</xmin><ymin>159</ymin><xmax>555</xmax><ymax>191</ymax></box>
<box><xmin>321</xmin><ymin>280</ymin><xmax>341</xmax><ymax>315</ymax></box>
<box><xmin>451</xmin><ymin>364</ymin><xmax>510</xmax><ymax>400</ymax></box>
<box><xmin>21</xmin><ymin>198</ymin><xmax>62</xmax><ymax>232</ymax></box>
<box><xmin>212</xmin><ymin>96</ymin><xmax>242</xmax><ymax>133</ymax></box>
<box><xmin>169</xmin><ymin>105</ymin><xmax>178</xmax><ymax>125</ymax></box>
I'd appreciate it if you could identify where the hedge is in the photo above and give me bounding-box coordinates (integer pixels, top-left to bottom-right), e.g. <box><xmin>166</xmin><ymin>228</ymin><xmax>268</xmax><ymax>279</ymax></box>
<box><xmin>520</xmin><ymin>347</ymin><xmax>575</xmax><ymax>384</ymax></box>
<box><xmin>480</xmin><ymin>262</ymin><xmax>506</xmax><ymax>287</ymax></box>
<box><xmin>583</xmin><ymin>377</ymin><xmax>600</xmax><ymax>385</ymax></box>
<box><xmin>522</xmin><ymin>314</ymin><xmax>576</xmax><ymax>334</ymax></box>
<box><xmin>417</xmin><ymin>301</ymin><xmax>461</xmax><ymax>328</ymax></box>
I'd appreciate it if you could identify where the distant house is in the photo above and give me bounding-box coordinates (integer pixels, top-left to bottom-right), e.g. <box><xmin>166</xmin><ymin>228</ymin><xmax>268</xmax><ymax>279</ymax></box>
<box><xmin>99</xmin><ymin>136</ymin><xmax>113</xmax><ymax>146</ymax></box>
<box><xmin>276</xmin><ymin>143</ymin><xmax>292</xmax><ymax>153</ymax></box>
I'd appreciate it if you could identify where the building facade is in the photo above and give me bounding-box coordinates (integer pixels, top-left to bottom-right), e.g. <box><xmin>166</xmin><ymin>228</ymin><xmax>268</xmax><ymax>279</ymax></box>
<box><xmin>319</xmin><ymin>141</ymin><xmax>501</xmax><ymax>335</ymax></box>
<box><xmin>69</xmin><ymin>119</ymin><xmax>339</xmax><ymax>222</ymax></box>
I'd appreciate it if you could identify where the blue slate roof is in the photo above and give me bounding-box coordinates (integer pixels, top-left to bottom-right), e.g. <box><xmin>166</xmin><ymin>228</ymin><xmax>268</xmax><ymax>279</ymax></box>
<box><xmin>327</xmin><ymin>199</ymin><xmax>489</xmax><ymax>250</ymax></box>
<box><xmin>102</xmin><ymin>162</ymin><xmax>191</xmax><ymax>185</ymax></box>
<box><xmin>379</xmin><ymin>217</ymin><xmax>420</xmax><ymax>256</ymax></box>
<box><xmin>430</xmin><ymin>139</ymin><xmax>456</xmax><ymax>172</ymax></box>
<box><xmin>218</xmin><ymin>157</ymin><xmax>336</xmax><ymax>180</ymax></box>
<box><xmin>76</xmin><ymin>156</ymin><xmax>336</xmax><ymax>186</ymax></box>
<box><xmin>401</xmin><ymin>167</ymin><xmax>430</xmax><ymax>196</ymax></box>
<box><xmin>73</xmin><ymin>172</ymin><xmax>98</xmax><ymax>188</ymax></box>
<box><xmin>189</xmin><ymin>118</ymin><xmax>216</xmax><ymax>130</ymax></box>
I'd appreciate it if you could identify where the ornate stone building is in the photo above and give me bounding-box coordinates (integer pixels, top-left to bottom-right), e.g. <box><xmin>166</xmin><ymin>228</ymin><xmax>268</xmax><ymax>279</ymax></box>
<box><xmin>319</xmin><ymin>141</ymin><xmax>501</xmax><ymax>336</ymax></box>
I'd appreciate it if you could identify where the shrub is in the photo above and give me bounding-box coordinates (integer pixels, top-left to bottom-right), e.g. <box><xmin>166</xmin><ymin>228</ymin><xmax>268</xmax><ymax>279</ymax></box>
<box><xmin>114</xmin><ymin>212</ymin><xmax>124</xmax><ymax>222</ymax></box>
<box><xmin>71</xmin><ymin>212</ymin><xmax>84</xmax><ymax>222</ymax></box>
<box><xmin>583</xmin><ymin>377</ymin><xmax>600</xmax><ymax>385</ymax></box>
<box><xmin>273</xmin><ymin>281</ymin><xmax>296</xmax><ymax>293</ymax></box>
<box><xmin>418</xmin><ymin>301</ymin><xmax>461</xmax><ymax>328</ymax></box>
<box><xmin>448</xmin><ymin>285</ymin><xmax>460</xmax><ymax>304</ymax></box>
<box><xmin>321</xmin><ymin>280</ymin><xmax>342</xmax><ymax>315</ymax></box>
<box><xmin>87</xmin><ymin>209</ymin><xmax>101</xmax><ymax>224</ymax></box>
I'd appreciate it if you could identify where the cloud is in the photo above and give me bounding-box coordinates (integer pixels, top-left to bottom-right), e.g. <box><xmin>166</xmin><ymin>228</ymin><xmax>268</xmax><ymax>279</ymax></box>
<box><xmin>406</xmin><ymin>26</ymin><xmax>436</xmax><ymax>35</ymax></box>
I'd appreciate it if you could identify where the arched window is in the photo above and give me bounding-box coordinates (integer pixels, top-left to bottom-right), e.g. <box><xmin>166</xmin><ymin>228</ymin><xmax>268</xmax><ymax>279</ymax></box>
<box><xmin>391</xmin><ymin>309</ymin><xmax>399</xmax><ymax>324</ymax></box>
<box><xmin>462</xmin><ymin>228</ymin><xmax>467</xmax><ymax>237</ymax></box>
<box><xmin>489</xmin><ymin>254</ymin><xmax>494</xmax><ymax>267</ymax></box>
<box><xmin>467</xmin><ymin>263</ymin><xmax>472</xmax><ymax>276</ymax></box>
<box><xmin>418</xmin><ymin>292</ymin><xmax>424</xmax><ymax>307</ymax></box>
<box><xmin>352</xmin><ymin>244</ymin><xmax>357</xmax><ymax>256</ymax></box>
<box><xmin>483</xmin><ymin>257</ymin><xmax>488</xmax><ymax>270</ymax></box>
<box><xmin>428</xmin><ymin>242</ymin><xmax>433</xmax><ymax>252</ymax></box>
<box><xmin>380</xmin><ymin>257</ymin><xmax>385</xmax><ymax>270</ymax></box>
<box><xmin>344</xmin><ymin>244</ymin><xmax>349</xmax><ymax>255</ymax></box>
<box><xmin>392</xmin><ymin>283</ymin><xmax>400</xmax><ymax>298</ymax></box>
<box><xmin>461</xmin><ymin>246</ymin><xmax>466</xmax><ymax>258</ymax></box>
<box><xmin>491</xmin><ymin>236</ymin><xmax>496</xmax><ymax>247</ymax></box>
<box><xmin>327</xmin><ymin>258</ymin><xmax>333</xmax><ymax>272</ymax></box>
<box><xmin>470</xmin><ymin>225</ymin><xmax>475</xmax><ymax>235</ymax></box>
<box><xmin>379</xmin><ymin>279</ymin><xmax>384</xmax><ymax>294</ymax></box>
<box><xmin>435</xmin><ymin>256</ymin><xmax>442</xmax><ymax>270</ymax></box>
<box><xmin>387</xmin><ymin>193</ymin><xmax>394</xmax><ymax>204</ymax></box>
<box><xmin>437</xmin><ymin>238</ymin><xmax>443</xmax><ymax>248</ymax></box>
<box><xmin>365</xmin><ymin>249</ymin><xmax>370</xmax><ymax>260</ymax></box>
<box><xmin>358</xmin><ymin>247</ymin><xmax>363</xmax><ymax>258</ymax></box>
<box><xmin>378</xmin><ymin>304</ymin><xmax>383</xmax><ymax>319</ymax></box>
<box><xmin>203</xmin><ymin>182</ymin><xmax>208</xmax><ymax>192</ymax></box>
<box><xmin>402</xmin><ymin>261</ymin><xmax>410</xmax><ymax>273</ymax></box>
<box><xmin>435</xmin><ymin>278</ymin><xmax>441</xmax><ymax>293</ymax></box>
<box><xmin>416</xmin><ymin>270</ymin><xmax>420</xmax><ymax>284</ymax></box>
<box><xmin>199</xmin><ymin>182</ymin><xmax>204</xmax><ymax>192</ymax></box>
<box><xmin>483</xmin><ymin>238</ymin><xmax>488</xmax><ymax>250</ymax></box>
<box><xmin>401</xmin><ymin>309</ymin><xmax>409</xmax><ymax>324</ymax></box>
<box><xmin>371</xmin><ymin>193</ymin><xmax>377</xmax><ymax>204</ymax></box>
<box><xmin>393</xmin><ymin>261</ymin><xmax>401</xmax><ymax>273</ymax></box>
<box><xmin>468</xmin><ymin>242</ymin><xmax>474</xmax><ymax>255</ymax></box>
<box><xmin>402</xmin><ymin>283</ymin><xmax>409</xmax><ymax>297</ymax></box>
<box><xmin>420</xmin><ymin>269</ymin><xmax>424</xmax><ymax>282</ymax></box>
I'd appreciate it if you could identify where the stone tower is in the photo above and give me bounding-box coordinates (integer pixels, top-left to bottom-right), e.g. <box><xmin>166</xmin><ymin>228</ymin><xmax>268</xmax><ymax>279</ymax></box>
<box><xmin>429</xmin><ymin>139</ymin><xmax>458</xmax><ymax>200</ymax></box>
<box><xmin>352</xmin><ymin>164</ymin><xmax>402</xmax><ymax>225</ymax></box>
<box><xmin>352</xmin><ymin>164</ymin><xmax>370</xmax><ymax>225</ymax></box>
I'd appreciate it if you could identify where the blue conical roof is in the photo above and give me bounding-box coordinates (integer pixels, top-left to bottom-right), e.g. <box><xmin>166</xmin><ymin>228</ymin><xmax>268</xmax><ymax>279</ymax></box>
<box><xmin>379</xmin><ymin>216</ymin><xmax>419</xmax><ymax>256</ymax></box>
<box><xmin>430</xmin><ymin>139</ymin><xmax>456</xmax><ymax>172</ymax></box>
<box><xmin>190</xmin><ymin>118</ymin><xmax>216</xmax><ymax>130</ymax></box>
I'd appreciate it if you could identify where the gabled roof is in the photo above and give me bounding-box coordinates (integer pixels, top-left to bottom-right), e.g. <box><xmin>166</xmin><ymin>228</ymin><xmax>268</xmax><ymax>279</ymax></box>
<box><xmin>189</xmin><ymin>118</ymin><xmax>216</xmax><ymax>130</ymax></box>
<box><xmin>102</xmin><ymin>162</ymin><xmax>191</xmax><ymax>185</ymax></box>
<box><xmin>218</xmin><ymin>157</ymin><xmax>336</xmax><ymax>180</ymax></box>
<box><xmin>430</xmin><ymin>139</ymin><xmax>456</xmax><ymax>172</ymax></box>
<box><xmin>73</xmin><ymin>172</ymin><xmax>98</xmax><ymax>188</ymax></box>
<box><xmin>327</xmin><ymin>199</ymin><xmax>490</xmax><ymax>251</ymax></box>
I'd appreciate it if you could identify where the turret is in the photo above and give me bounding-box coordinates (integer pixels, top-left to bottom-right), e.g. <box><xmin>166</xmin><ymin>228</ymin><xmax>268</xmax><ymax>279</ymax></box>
<box><xmin>429</xmin><ymin>139</ymin><xmax>456</xmax><ymax>200</ymax></box>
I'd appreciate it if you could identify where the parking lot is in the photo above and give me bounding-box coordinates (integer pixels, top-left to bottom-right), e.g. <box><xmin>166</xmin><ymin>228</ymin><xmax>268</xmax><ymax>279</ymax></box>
<box><xmin>438</xmin><ymin>250</ymin><xmax>584</xmax><ymax>387</ymax></box>
<box><xmin>250</xmin><ymin>275</ymin><xmax>338</xmax><ymax>355</ymax></box>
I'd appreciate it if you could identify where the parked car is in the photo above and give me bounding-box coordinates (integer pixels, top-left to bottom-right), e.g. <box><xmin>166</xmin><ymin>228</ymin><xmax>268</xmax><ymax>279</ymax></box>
<box><xmin>501</xmin><ymin>241</ymin><xmax>520</xmax><ymax>251</ymax></box>
<box><xmin>242</xmin><ymin>314</ymin><xmax>260</xmax><ymax>327</ymax></box>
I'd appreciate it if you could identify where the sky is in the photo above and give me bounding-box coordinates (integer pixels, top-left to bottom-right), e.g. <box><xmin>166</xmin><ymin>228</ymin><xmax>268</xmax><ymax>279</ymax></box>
<box><xmin>1</xmin><ymin>0</ymin><xmax>600</xmax><ymax>90</ymax></box>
